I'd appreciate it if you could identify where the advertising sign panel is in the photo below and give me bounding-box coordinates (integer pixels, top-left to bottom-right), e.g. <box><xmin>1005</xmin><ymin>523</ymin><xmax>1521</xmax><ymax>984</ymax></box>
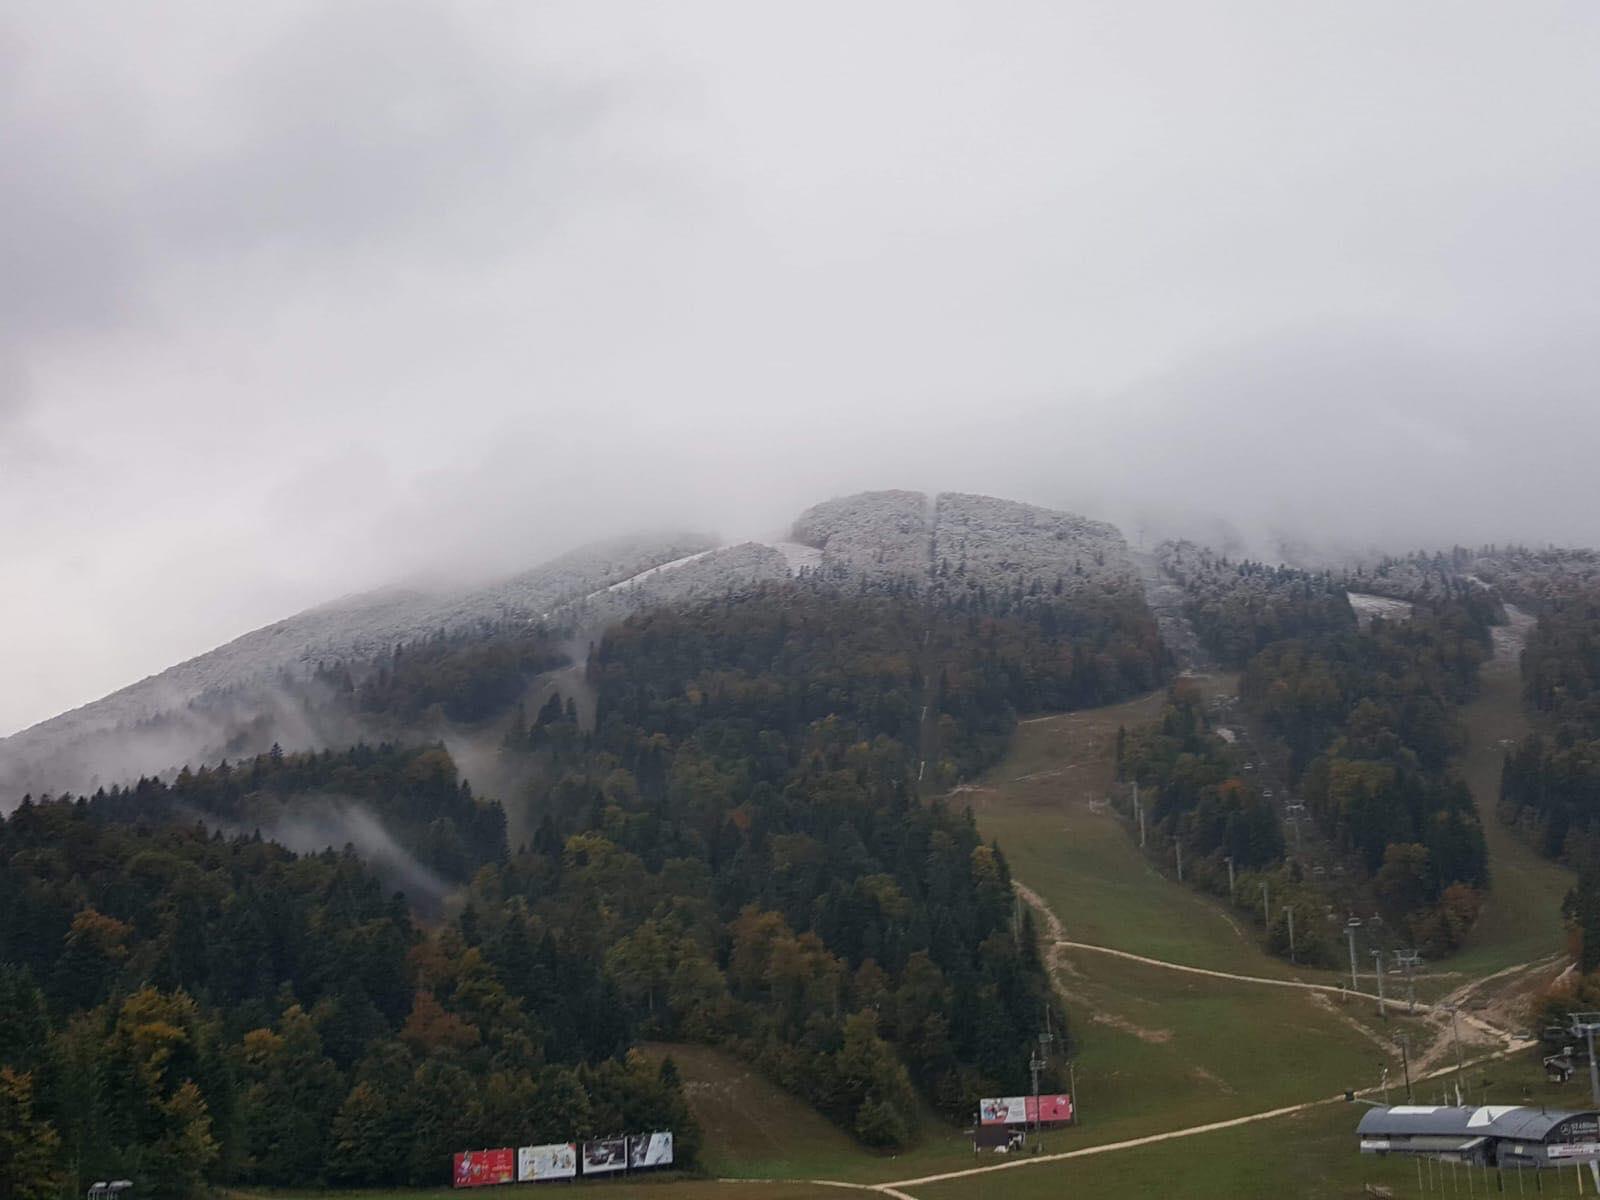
<box><xmin>453</xmin><ymin>1149</ymin><xmax>515</xmax><ymax>1188</ymax></box>
<box><xmin>978</xmin><ymin>1095</ymin><xmax>1073</xmax><ymax>1125</ymax></box>
<box><xmin>1033</xmin><ymin>1094</ymin><xmax>1074</xmax><ymax>1123</ymax></box>
<box><xmin>517</xmin><ymin>1144</ymin><xmax>578</xmax><ymax>1181</ymax></box>
<box><xmin>1549</xmin><ymin>1115</ymin><xmax>1600</xmax><ymax>1159</ymax></box>
<box><xmin>1548</xmin><ymin>1143</ymin><xmax>1600</xmax><ymax>1160</ymax></box>
<box><xmin>628</xmin><ymin>1131</ymin><xmax>673</xmax><ymax>1168</ymax></box>
<box><xmin>582</xmin><ymin>1138</ymin><xmax>628</xmax><ymax>1175</ymax></box>
<box><xmin>979</xmin><ymin>1096</ymin><xmax>1030</xmax><ymax>1125</ymax></box>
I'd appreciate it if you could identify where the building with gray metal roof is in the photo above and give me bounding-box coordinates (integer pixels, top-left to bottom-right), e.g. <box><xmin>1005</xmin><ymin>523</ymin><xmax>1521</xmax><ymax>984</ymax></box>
<box><xmin>1358</xmin><ymin>1105</ymin><xmax>1600</xmax><ymax>1168</ymax></box>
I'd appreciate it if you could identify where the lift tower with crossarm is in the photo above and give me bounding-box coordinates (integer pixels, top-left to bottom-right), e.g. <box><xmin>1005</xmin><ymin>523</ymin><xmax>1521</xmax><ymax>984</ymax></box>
<box><xmin>1568</xmin><ymin>1012</ymin><xmax>1600</xmax><ymax>1106</ymax></box>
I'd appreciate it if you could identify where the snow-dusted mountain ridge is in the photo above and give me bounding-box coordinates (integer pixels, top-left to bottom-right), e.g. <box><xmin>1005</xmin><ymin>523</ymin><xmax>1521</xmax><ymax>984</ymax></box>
<box><xmin>1</xmin><ymin>491</ymin><xmax>1136</xmax><ymax>798</ymax></box>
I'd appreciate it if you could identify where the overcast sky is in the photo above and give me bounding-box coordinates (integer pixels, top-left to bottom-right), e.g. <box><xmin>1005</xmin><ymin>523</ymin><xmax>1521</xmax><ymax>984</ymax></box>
<box><xmin>3</xmin><ymin>1</ymin><xmax>1599</xmax><ymax>735</ymax></box>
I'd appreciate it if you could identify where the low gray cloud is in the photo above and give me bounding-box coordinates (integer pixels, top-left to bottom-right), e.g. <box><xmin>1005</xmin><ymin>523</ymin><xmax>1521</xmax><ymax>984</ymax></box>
<box><xmin>182</xmin><ymin>796</ymin><xmax>453</xmax><ymax>910</ymax></box>
<box><xmin>4</xmin><ymin>1</ymin><xmax>1600</xmax><ymax>734</ymax></box>
<box><xmin>154</xmin><ymin>3</ymin><xmax>626</xmax><ymax>260</ymax></box>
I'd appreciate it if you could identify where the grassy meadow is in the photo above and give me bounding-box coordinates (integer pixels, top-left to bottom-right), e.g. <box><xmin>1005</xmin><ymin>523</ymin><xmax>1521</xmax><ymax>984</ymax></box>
<box><xmin>1446</xmin><ymin>640</ymin><xmax>1573</xmax><ymax>976</ymax></box>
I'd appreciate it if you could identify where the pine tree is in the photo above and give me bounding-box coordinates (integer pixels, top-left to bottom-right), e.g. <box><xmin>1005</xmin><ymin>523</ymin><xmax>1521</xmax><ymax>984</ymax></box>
<box><xmin>0</xmin><ymin>1068</ymin><xmax>63</xmax><ymax>1200</ymax></box>
<box><xmin>1580</xmin><ymin>862</ymin><xmax>1600</xmax><ymax>975</ymax></box>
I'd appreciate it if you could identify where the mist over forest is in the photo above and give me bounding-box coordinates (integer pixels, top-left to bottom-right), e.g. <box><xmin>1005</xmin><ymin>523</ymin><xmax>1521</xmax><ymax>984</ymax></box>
<box><xmin>7</xmin><ymin>6</ymin><xmax>1600</xmax><ymax>1200</ymax></box>
<box><xmin>5</xmin><ymin>2</ymin><xmax>1600</xmax><ymax>737</ymax></box>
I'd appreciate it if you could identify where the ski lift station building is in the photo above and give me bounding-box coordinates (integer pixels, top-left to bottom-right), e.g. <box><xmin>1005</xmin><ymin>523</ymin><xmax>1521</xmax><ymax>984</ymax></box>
<box><xmin>1358</xmin><ymin>1105</ymin><xmax>1600</xmax><ymax>1168</ymax></box>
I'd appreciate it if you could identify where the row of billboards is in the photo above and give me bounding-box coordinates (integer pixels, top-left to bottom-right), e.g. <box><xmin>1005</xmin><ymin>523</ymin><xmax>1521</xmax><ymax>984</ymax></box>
<box><xmin>453</xmin><ymin>1133</ymin><xmax>673</xmax><ymax>1187</ymax></box>
<box><xmin>979</xmin><ymin>1094</ymin><xmax>1074</xmax><ymax>1126</ymax></box>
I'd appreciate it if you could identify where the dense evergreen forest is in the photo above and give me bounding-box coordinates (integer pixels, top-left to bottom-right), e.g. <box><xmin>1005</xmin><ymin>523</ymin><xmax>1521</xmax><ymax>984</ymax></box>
<box><xmin>1120</xmin><ymin>685</ymin><xmax>1283</xmax><ymax>876</ymax></box>
<box><xmin>86</xmin><ymin>744</ymin><xmax>510</xmax><ymax>895</ymax></box>
<box><xmin>1139</xmin><ymin>550</ymin><xmax>1496</xmax><ymax>958</ymax></box>
<box><xmin>1497</xmin><ymin>582</ymin><xmax>1600</xmax><ymax>1031</ymax></box>
<box><xmin>491</xmin><ymin>580</ymin><xmax>1164</xmax><ymax>1137</ymax></box>
<box><xmin>0</xmin><ymin>795</ymin><xmax>694</xmax><ymax>1199</ymax></box>
<box><xmin>1117</xmin><ymin>683</ymin><xmax>1325</xmax><ymax>958</ymax></box>
<box><xmin>1248</xmin><ymin>599</ymin><xmax>1493</xmax><ymax>954</ymax></box>
<box><xmin>1</xmin><ymin>574</ymin><xmax>1166</xmax><ymax>1197</ymax></box>
<box><xmin>1156</xmin><ymin>541</ymin><xmax>1355</xmax><ymax>668</ymax></box>
<box><xmin>343</xmin><ymin>629</ymin><xmax>570</xmax><ymax>726</ymax></box>
<box><xmin>1503</xmin><ymin>590</ymin><xmax>1600</xmax><ymax>862</ymax></box>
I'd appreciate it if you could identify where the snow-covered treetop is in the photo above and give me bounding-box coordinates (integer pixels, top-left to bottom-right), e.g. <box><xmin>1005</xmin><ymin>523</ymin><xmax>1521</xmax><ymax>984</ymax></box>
<box><xmin>1</xmin><ymin>491</ymin><xmax>1136</xmax><ymax>795</ymax></box>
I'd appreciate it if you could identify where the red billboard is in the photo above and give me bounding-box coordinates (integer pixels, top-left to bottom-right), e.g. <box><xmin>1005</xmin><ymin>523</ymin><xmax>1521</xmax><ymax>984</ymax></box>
<box><xmin>453</xmin><ymin>1148</ymin><xmax>515</xmax><ymax>1188</ymax></box>
<box><xmin>979</xmin><ymin>1095</ymin><xmax>1074</xmax><ymax>1125</ymax></box>
<box><xmin>1032</xmin><ymin>1094</ymin><xmax>1074</xmax><ymax>1124</ymax></box>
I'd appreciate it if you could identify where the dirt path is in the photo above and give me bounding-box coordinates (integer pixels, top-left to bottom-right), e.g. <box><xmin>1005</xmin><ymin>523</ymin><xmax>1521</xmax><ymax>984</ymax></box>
<box><xmin>878</xmin><ymin>1093</ymin><xmax>1345</xmax><ymax>1191</ymax></box>
<box><xmin>1045</xmin><ymin>934</ymin><xmax>1521</xmax><ymax>1041</ymax></box>
<box><xmin>852</xmin><ymin>877</ymin><xmax>1535</xmax><ymax>1196</ymax></box>
<box><xmin>1013</xmin><ymin>880</ymin><xmax>1065</xmax><ymax>942</ymax></box>
<box><xmin>874</xmin><ymin>1038</ymin><xmax>1529</xmax><ymax>1194</ymax></box>
<box><xmin>1306</xmin><ymin>989</ymin><xmax>1414</xmax><ymax>1057</ymax></box>
<box><xmin>738</xmin><ymin>850</ymin><xmax>1543</xmax><ymax>1198</ymax></box>
<box><xmin>1016</xmin><ymin>876</ymin><xmax>1534</xmax><ymax>1119</ymax></box>
<box><xmin>1015</xmin><ymin>883</ymin><xmax>1505</xmax><ymax>1024</ymax></box>
<box><xmin>789</xmin><ymin>1183</ymin><xmax>916</xmax><ymax>1200</ymax></box>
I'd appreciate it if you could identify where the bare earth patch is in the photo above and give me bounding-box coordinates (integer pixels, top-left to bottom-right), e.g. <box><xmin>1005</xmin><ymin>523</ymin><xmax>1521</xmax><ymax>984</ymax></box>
<box><xmin>1090</xmin><ymin>1011</ymin><xmax>1175</xmax><ymax>1044</ymax></box>
<box><xmin>1190</xmin><ymin>1066</ymin><xmax>1237</xmax><ymax>1094</ymax></box>
<box><xmin>1306</xmin><ymin>991</ymin><xmax>1411</xmax><ymax>1059</ymax></box>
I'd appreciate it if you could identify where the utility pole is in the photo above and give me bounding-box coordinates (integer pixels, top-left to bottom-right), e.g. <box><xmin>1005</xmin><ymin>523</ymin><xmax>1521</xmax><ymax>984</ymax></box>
<box><xmin>1568</xmin><ymin>1013</ymin><xmax>1600</xmax><ymax>1107</ymax></box>
<box><xmin>1175</xmin><ymin>840</ymin><xmax>1183</xmax><ymax>882</ymax></box>
<box><xmin>1395</xmin><ymin>1032</ymin><xmax>1414</xmax><ymax>1102</ymax></box>
<box><xmin>1029</xmin><ymin>1043</ymin><xmax>1044</xmax><ymax>1138</ymax></box>
<box><xmin>1261</xmin><ymin>881</ymin><xmax>1270</xmax><ymax>924</ymax></box>
<box><xmin>1395</xmin><ymin>950</ymin><xmax>1421</xmax><ymax>1015</ymax></box>
<box><xmin>1225</xmin><ymin>855</ymin><xmax>1235</xmax><ymax>900</ymax></box>
<box><xmin>1345</xmin><ymin>916</ymin><xmax>1362</xmax><ymax>997</ymax></box>
<box><xmin>1286</xmin><ymin>905</ymin><xmax>1296</xmax><ymax>964</ymax></box>
<box><xmin>1133</xmin><ymin>782</ymin><xmax>1146</xmax><ymax>847</ymax></box>
<box><xmin>1444</xmin><ymin>1004</ymin><xmax>1466</xmax><ymax>1103</ymax></box>
<box><xmin>1029</xmin><ymin>1021</ymin><xmax>1055</xmax><ymax>1142</ymax></box>
<box><xmin>1371</xmin><ymin>949</ymin><xmax>1387</xmax><ymax>1019</ymax></box>
<box><xmin>1286</xmin><ymin>801</ymin><xmax>1307</xmax><ymax>852</ymax></box>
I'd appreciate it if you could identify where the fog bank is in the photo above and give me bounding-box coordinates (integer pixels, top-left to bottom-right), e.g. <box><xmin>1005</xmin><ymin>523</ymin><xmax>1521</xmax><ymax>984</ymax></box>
<box><xmin>4</xmin><ymin>1</ymin><xmax>1599</xmax><ymax>733</ymax></box>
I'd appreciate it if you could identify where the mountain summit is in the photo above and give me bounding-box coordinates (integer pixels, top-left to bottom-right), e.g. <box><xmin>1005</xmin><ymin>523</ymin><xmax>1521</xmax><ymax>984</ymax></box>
<box><xmin>0</xmin><ymin>491</ymin><xmax>1137</xmax><ymax>799</ymax></box>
